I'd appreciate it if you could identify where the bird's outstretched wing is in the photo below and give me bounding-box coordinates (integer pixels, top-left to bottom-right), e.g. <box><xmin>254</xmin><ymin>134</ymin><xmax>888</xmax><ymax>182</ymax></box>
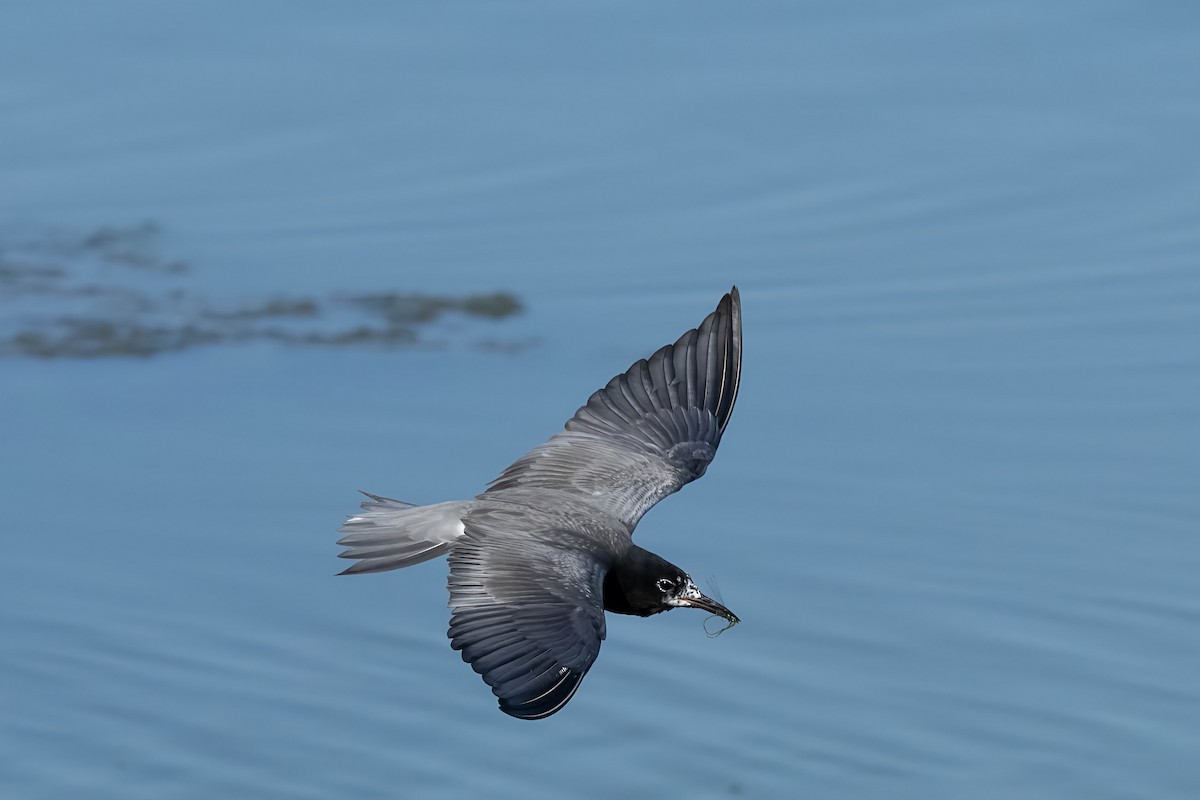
<box><xmin>448</xmin><ymin>505</ymin><xmax>608</xmax><ymax>720</ymax></box>
<box><xmin>486</xmin><ymin>287</ymin><xmax>742</xmax><ymax>529</ymax></box>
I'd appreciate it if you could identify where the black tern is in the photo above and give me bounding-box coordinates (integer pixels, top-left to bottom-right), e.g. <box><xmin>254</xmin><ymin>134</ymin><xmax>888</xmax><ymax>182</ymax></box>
<box><xmin>337</xmin><ymin>287</ymin><xmax>742</xmax><ymax>719</ymax></box>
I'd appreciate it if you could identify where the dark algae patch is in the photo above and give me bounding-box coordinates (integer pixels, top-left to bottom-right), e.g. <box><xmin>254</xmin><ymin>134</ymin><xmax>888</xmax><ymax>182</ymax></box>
<box><xmin>342</xmin><ymin>291</ymin><xmax>521</xmax><ymax>325</ymax></box>
<box><xmin>0</xmin><ymin>222</ymin><xmax>524</xmax><ymax>359</ymax></box>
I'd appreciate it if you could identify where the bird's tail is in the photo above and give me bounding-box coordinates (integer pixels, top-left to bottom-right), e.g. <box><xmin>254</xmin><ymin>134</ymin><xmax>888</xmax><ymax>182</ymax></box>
<box><xmin>336</xmin><ymin>493</ymin><xmax>469</xmax><ymax>574</ymax></box>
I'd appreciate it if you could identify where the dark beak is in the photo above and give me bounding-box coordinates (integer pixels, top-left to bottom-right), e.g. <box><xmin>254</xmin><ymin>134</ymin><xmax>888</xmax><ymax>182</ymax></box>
<box><xmin>669</xmin><ymin>580</ymin><xmax>740</xmax><ymax>625</ymax></box>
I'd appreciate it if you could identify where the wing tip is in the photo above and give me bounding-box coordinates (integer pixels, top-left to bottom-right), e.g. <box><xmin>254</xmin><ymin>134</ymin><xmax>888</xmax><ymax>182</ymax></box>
<box><xmin>711</xmin><ymin>285</ymin><xmax>742</xmax><ymax>434</ymax></box>
<box><xmin>723</xmin><ymin>285</ymin><xmax>742</xmax><ymax>346</ymax></box>
<box><xmin>497</xmin><ymin>667</ymin><xmax>586</xmax><ymax>720</ymax></box>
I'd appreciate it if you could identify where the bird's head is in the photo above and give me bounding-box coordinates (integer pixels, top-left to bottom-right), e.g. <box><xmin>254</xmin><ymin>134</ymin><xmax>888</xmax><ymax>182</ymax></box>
<box><xmin>604</xmin><ymin>546</ymin><xmax>739</xmax><ymax>627</ymax></box>
<box><xmin>657</xmin><ymin>573</ymin><xmax>739</xmax><ymax>625</ymax></box>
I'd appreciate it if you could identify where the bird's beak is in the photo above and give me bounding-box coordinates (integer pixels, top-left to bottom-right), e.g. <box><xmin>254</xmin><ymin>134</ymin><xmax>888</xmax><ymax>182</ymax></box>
<box><xmin>669</xmin><ymin>579</ymin><xmax>740</xmax><ymax>626</ymax></box>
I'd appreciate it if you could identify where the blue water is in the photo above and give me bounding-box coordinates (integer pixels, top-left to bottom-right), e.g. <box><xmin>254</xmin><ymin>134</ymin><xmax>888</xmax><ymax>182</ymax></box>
<box><xmin>3</xmin><ymin>2</ymin><xmax>1199</xmax><ymax>798</ymax></box>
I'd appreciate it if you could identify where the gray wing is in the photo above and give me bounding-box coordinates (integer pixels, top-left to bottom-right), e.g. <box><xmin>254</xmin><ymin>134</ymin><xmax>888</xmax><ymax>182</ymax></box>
<box><xmin>448</xmin><ymin>506</ymin><xmax>607</xmax><ymax>720</ymax></box>
<box><xmin>486</xmin><ymin>287</ymin><xmax>742</xmax><ymax>529</ymax></box>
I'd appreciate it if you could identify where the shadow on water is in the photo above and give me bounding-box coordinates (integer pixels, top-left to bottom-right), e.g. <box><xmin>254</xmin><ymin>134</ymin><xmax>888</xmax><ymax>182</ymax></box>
<box><xmin>0</xmin><ymin>222</ymin><xmax>526</xmax><ymax>359</ymax></box>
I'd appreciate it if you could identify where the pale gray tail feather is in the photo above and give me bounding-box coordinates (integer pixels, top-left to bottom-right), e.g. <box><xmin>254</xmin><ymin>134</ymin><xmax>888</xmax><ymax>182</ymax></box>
<box><xmin>337</xmin><ymin>493</ymin><xmax>469</xmax><ymax>575</ymax></box>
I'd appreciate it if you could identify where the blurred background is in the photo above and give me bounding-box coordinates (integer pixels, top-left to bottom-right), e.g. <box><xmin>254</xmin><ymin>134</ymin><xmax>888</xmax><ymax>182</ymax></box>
<box><xmin>2</xmin><ymin>2</ymin><xmax>1198</xmax><ymax>798</ymax></box>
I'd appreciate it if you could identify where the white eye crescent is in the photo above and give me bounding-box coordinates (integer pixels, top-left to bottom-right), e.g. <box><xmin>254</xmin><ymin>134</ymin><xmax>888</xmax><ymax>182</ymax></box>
<box><xmin>656</xmin><ymin>578</ymin><xmax>676</xmax><ymax>593</ymax></box>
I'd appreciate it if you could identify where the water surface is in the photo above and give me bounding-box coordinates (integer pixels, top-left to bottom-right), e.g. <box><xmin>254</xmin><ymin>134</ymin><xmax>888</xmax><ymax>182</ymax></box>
<box><xmin>2</xmin><ymin>2</ymin><xmax>1199</xmax><ymax>798</ymax></box>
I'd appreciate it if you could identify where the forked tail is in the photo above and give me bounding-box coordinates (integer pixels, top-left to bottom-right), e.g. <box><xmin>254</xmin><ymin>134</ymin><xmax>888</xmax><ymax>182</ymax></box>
<box><xmin>336</xmin><ymin>493</ymin><xmax>469</xmax><ymax>574</ymax></box>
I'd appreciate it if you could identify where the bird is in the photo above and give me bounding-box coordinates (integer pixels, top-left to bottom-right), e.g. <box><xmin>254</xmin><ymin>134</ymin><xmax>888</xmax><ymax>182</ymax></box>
<box><xmin>336</xmin><ymin>287</ymin><xmax>742</xmax><ymax>719</ymax></box>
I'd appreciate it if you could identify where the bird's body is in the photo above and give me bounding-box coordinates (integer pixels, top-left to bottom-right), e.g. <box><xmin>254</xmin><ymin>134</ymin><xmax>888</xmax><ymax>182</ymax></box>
<box><xmin>337</xmin><ymin>287</ymin><xmax>742</xmax><ymax>719</ymax></box>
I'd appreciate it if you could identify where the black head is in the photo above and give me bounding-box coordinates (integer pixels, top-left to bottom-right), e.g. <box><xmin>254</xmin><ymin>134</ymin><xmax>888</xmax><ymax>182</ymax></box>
<box><xmin>603</xmin><ymin>545</ymin><xmax>740</xmax><ymax>625</ymax></box>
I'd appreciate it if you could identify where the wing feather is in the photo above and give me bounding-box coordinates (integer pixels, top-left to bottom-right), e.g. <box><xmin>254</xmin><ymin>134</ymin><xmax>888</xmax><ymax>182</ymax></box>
<box><xmin>442</xmin><ymin>289</ymin><xmax>742</xmax><ymax>718</ymax></box>
<box><xmin>448</xmin><ymin>506</ymin><xmax>608</xmax><ymax>720</ymax></box>
<box><xmin>485</xmin><ymin>288</ymin><xmax>742</xmax><ymax>529</ymax></box>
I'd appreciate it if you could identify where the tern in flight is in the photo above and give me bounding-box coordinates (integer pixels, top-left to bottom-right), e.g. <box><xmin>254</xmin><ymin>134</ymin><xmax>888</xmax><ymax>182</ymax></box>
<box><xmin>337</xmin><ymin>287</ymin><xmax>742</xmax><ymax>719</ymax></box>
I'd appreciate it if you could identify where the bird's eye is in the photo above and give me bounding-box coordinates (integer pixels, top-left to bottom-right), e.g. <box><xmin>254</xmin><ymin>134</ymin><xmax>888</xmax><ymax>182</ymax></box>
<box><xmin>656</xmin><ymin>578</ymin><xmax>676</xmax><ymax>593</ymax></box>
